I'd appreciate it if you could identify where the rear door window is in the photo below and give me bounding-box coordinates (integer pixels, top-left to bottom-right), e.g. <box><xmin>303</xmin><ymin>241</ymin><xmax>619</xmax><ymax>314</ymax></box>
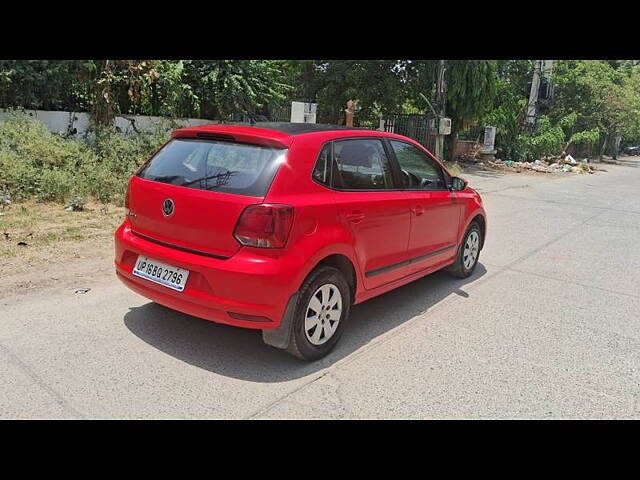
<box><xmin>137</xmin><ymin>138</ymin><xmax>286</xmax><ymax>197</ymax></box>
<box><xmin>332</xmin><ymin>138</ymin><xmax>394</xmax><ymax>190</ymax></box>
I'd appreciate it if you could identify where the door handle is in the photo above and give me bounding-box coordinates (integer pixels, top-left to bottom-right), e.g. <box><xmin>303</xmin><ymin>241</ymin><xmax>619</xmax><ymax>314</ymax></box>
<box><xmin>346</xmin><ymin>211</ymin><xmax>366</xmax><ymax>223</ymax></box>
<box><xmin>412</xmin><ymin>205</ymin><xmax>425</xmax><ymax>216</ymax></box>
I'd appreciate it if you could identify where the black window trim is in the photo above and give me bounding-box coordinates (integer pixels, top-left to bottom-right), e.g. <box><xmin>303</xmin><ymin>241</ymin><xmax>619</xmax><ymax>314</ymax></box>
<box><xmin>384</xmin><ymin>138</ymin><xmax>453</xmax><ymax>192</ymax></box>
<box><xmin>310</xmin><ymin>136</ymin><xmax>405</xmax><ymax>192</ymax></box>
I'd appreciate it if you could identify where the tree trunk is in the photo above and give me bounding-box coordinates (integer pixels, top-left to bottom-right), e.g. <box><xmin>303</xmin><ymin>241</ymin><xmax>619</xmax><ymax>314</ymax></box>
<box><xmin>150</xmin><ymin>82</ymin><xmax>160</xmax><ymax>116</ymax></box>
<box><xmin>612</xmin><ymin>132</ymin><xmax>622</xmax><ymax>160</ymax></box>
<box><xmin>90</xmin><ymin>60</ymin><xmax>116</xmax><ymax>128</ymax></box>
<box><xmin>599</xmin><ymin>133</ymin><xmax>609</xmax><ymax>161</ymax></box>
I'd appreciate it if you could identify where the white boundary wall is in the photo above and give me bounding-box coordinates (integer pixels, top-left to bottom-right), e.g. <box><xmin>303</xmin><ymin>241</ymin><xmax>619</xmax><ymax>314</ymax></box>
<box><xmin>0</xmin><ymin>109</ymin><xmax>219</xmax><ymax>136</ymax></box>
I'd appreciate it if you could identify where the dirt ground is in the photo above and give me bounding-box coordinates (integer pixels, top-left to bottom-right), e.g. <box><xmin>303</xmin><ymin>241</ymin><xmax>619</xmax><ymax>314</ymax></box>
<box><xmin>0</xmin><ymin>202</ymin><xmax>123</xmax><ymax>299</ymax></box>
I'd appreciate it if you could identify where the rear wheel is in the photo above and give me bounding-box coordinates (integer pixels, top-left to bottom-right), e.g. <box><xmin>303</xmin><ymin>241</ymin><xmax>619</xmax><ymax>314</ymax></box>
<box><xmin>446</xmin><ymin>222</ymin><xmax>482</xmax><ymax>278</ymax></box>
<box><xmin>286</xmin><ymin>266</ymin><xmax>351</xmax><ymax>361</ymax></box>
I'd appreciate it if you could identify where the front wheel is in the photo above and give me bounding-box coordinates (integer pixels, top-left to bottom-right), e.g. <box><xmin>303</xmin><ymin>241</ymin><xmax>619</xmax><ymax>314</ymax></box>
<box><xmin>446</xmin><ymin>222</ymin><xmax>482</xmax><ymax>278</ymax></box>
<box><xmin>286</xmin><ymin>266</ymin><xmax>351</xmax><ymax>361</ymax></box>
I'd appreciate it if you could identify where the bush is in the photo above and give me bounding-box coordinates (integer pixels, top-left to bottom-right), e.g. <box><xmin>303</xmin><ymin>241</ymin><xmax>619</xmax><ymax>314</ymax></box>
<box><xmin>0</xmin><ymin>113</ymin><xmax>173</xmax><ymax>205</ymax></box>
<box><xmin>498</xmin><ymin>116</ymin><xmax>570</xmax><ymax>162</ymax></box>
<box><xmin>524</xmin><ymin>116</ymin><xmax>565</xmax><ymax>160</ymax></box>
<box><xmin>570</xmin><ymin>128</ymin><xmax>600</xmax><ymax>150</ymax></box>
<box><xmin>0</xmin><ymin>114</ymin><xmax>90</xmax><ymax>169</ymax></box>
<box><xmin>36</xmin><ymin>168</ymin><xmax>76</xmax><ymax>202</ymax></box>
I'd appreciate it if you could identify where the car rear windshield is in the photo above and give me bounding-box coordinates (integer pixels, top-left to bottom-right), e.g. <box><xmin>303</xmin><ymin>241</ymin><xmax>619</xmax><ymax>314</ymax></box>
<box><xmin>137</xmin><ymin>138</ymin><xmax>286</xmax><ymax>197</ymax></box>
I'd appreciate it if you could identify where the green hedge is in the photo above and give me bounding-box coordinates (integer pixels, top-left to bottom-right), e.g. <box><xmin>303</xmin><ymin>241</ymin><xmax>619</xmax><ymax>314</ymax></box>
<box><xmin>0</xmin><ymin>113</ymin><xmax>177</xmax><ymax>204</ymax></box>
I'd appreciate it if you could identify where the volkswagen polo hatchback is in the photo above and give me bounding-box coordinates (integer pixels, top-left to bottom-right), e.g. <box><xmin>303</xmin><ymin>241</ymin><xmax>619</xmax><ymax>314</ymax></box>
<box><xmin>115</xmin><ymin>122</ymin><xmax>486</xmax><ymax>360</ymax></box>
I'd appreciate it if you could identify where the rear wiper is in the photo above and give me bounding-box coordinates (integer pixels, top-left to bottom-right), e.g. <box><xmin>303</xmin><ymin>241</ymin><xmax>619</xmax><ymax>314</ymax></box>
<box><xmin>182</xmin><ymin>170</ymin><xmax>237</xmax><ymax>189</ymax></box>
<box><xmin>150</xmin><ymin>175</ymin><xmax>184</xmax><ymax>185</ymax></box>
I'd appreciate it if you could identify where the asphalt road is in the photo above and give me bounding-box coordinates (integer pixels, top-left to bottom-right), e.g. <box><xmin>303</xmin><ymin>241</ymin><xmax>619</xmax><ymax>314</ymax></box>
<box><xmin>2</xmin><ymin>161</ymin><xmax>640</xmax><ymax>419</ymax></box>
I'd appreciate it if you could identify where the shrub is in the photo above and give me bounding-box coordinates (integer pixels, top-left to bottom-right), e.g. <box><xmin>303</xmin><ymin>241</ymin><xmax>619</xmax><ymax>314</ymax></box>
<box><xmin>570</xmin><ymin>128</ymin><xmax>600</xmax><ymax>149</ymax></box>
<box><xmin>525</xmin><ymin>116</ymin><xmax>566</xmax><ymax>160</ymax></box>
<box><xmin>36</xmin><ymin>168</ymin><xmax>76</xmax><ymax>202</ymax></box>
<box><xmin>0</xmin><ymin>113</ymin><xmax>172</xmax><ymax>205</ymax></box>
<box><xmin>0</xmin><ymin>113</ymin><xmax>90</xmax><ymax>169</ymax></box>
<box><xmin>502</xmin><ymin>116</ymin><xmax>570</xmax><ymax>162</ymax></box>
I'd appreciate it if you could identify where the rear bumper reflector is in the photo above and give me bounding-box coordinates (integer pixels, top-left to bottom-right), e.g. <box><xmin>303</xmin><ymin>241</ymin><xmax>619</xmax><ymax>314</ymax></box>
<box><xmin>227</xmin><ymin>312</ymin><xmax>273</xmax><ymax>323</ymax></box>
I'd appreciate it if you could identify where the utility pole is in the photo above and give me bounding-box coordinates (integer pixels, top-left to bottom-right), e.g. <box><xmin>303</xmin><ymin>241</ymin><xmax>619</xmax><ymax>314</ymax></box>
<box><xmin>525</xmin><ymin>60</ymin><xmax>554</xmax><ymax>130</ymax></box>
<box><xmin>541</xmin><ymin>60</ymin><xmax>554</xmax><ymax>81</ymax></box>
<box><xmin>434</xmin><ymin>60</ymin><xmax>447</xmax><ymax>159</ymax></box>
<box><xmin>525</xmin><ymin>60</ymin><xmax>542</xmax><ymax>130</ymax></box>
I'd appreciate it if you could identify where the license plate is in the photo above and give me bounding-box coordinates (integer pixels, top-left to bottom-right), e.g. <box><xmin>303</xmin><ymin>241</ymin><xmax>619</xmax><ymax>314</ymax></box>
<box><xmin>132</xmin><ymin>256</ymin><xmax>190</xmax><ymax>292</ymax></box>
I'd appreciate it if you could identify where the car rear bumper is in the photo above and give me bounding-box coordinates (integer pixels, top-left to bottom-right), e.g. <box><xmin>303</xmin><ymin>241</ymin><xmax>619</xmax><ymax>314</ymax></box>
<box><xmin>114</xmin><ymin>221</ymin><xmax>296</xmax><ymax>330</ymax></box>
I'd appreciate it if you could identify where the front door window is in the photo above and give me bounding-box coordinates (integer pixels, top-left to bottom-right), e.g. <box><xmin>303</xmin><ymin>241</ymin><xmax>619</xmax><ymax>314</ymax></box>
<box><xmin>389</xmin><ymin>140</ymin><xmax>447</xmax><ymax>191</ymax></box>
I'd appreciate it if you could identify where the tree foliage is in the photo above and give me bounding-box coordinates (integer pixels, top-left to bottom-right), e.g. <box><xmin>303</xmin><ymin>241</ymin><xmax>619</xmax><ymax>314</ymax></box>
<box><xmin>446</xmin><ymin>60</ymin><xmax>497</xmax><ymax>130</ymax></box>
<box><xmin>0</xmin><ymin>60</ymin><xmax>293</xmax><ymax>124</ymax></box>
<box><xmin>486</xmin><ymin>60</ymin><xmax>640</xmax><ymax>160</ymax></box>
<box><xmin>281</xmin><ymin>60</ymin><xmax>410</xmax><ymax>125</ymax></box>
<box><xmin>0</xmin><ymin>60</ymin><xmax>93</xmax><ymax>111</ymax></box>
<box><xmin>443</xmin><ymin>60</ymin><xmax>497</xmax><ymax>159</ymax></box>
<box><xmin>181</xmin><ymin>60</ymin><xmax>291</xmax><ymax>119</ymax></box>
<box><xmin>552</xmin><ymin>60</ymin><xmax>640</xmax><ymax>156</ymax></box>
<box><xmin>2</xmin><ymin>59</ymin><xmax>640</xmax><ymax>160</ymax></box>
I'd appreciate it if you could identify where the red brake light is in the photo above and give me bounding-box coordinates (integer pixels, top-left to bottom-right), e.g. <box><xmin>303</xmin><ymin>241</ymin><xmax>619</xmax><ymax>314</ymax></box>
<box><xmin>234</xmin><ymin>204</ymin><xmax>294</xmax><ymax>248</ymax></box>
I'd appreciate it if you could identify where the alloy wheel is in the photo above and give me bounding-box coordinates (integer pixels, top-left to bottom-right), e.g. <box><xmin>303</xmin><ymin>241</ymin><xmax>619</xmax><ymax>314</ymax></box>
<box><xmin>304</xmin><ymin>283</ymin><xmax>342</xmax><ymax>345</ymax></box>
<box><xmin>463</xmin><ymin>231</ymin><xmax>480</xmax><ymax>270</ymax></box>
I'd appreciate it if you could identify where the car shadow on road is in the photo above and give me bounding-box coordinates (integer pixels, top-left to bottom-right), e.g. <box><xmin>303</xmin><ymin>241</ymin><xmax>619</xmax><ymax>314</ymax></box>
<box><xmin>123</xmin><ymin>263</ymin><xmax>487</xmax><ymax>383</ymax></box>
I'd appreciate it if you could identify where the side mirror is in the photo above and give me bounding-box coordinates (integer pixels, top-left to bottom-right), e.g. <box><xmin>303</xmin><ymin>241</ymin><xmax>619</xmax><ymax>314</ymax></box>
<box><xmin>450</xmin><ymin>176</ymin><xmax>468</xmax><ymax>191</ymax></box>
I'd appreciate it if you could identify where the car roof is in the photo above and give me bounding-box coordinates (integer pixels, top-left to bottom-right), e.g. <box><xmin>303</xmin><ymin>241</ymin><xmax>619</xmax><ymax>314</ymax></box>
<box><xmin>172</xmin><ymin>122</ymin><xmax>378</xmax><ymax>148</ymax></box>
<box><xmin>222</xmin><ymin>122</ymin><xmax>372</xmax><ymax>135</ymax></box>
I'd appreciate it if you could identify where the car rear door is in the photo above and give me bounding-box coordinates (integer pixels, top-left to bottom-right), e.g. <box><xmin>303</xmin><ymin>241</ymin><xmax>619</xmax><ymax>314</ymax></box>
<box><xmin>387</xmin><ymin>139</ymin><xmax>461</xmax><ymax>273</ymax></box>
<box><xmin>324</xmin><ymin>137</ymin><xmax>412</xmax><ymax>290</ymax></box>
<box><xmin>128</xmin><ymin>137</ymin><xmax>286</xmax><ymax>258</ymax></box>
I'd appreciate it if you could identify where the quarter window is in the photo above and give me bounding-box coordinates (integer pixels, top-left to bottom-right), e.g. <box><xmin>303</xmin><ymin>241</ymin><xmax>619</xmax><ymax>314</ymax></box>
<box><xmin>390</xmin><ymin>140</ymin><xmax>447</xmax><ymax>190</ymax></box>
<box><xmin>332</xmin><ymin>139</ymin><xmax>394</xmax><ymax>190</ymax></box>
<box><xmin>312</xmin><ymin>143</ymin><xmax>332</xmax><ymax>186</ymax></box>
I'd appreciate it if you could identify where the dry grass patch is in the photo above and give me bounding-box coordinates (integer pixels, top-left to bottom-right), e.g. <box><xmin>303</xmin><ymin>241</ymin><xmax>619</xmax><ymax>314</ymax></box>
<box><xmin>0</xmin><ymin>201</ymin><xmax>124</xmax><ymax>265</ymax></box>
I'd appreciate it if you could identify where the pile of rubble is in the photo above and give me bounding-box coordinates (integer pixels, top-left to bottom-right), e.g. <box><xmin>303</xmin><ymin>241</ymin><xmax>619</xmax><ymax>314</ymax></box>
<box><xmin>485</xmin><ymin>155</ymin><xmax>598</xmax><ymax>174</ymax></box>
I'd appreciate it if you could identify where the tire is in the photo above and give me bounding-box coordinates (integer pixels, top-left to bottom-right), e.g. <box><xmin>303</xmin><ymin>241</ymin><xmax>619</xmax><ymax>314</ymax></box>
<box><xmin>286</xmin><ymin>266</ymin><xmax>351</xmax><ymax>361</ymax></box>
<box><xmin>446</xmin><ymin>222</ymin><xmax>482</xmax><ymax>278</ymax></box>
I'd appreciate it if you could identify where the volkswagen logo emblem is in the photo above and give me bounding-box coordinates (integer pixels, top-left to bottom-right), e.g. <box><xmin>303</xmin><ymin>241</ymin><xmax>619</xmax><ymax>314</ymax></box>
<box><xmin>162</xmin><ymin>198</ymin><xmax>174</xmax><ymax>217</ymax></box>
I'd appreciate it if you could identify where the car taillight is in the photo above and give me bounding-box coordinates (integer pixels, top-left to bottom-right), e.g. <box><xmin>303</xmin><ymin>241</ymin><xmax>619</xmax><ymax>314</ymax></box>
<box><xmin>234</xmin><ymin>204</ymin><xmax>294</xmax><ymax>248</ymax></box>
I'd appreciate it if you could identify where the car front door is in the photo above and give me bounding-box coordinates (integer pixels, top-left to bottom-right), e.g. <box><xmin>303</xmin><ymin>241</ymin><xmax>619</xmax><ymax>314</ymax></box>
<box><xmin>323</xmin><ymin>138</ymin><xmax>412</xmax><ymax>290</ymax></box>
<box><xmin>388</xmin><ymin>139</ymin><xmax>461</xmax><ymax>273</ymax></box>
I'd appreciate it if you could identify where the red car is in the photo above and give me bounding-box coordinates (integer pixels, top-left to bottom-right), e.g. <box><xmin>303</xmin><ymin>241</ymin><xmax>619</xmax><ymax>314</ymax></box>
<box><xmin>115</xmin><ymin>123</ymin><xmax>486</xmax><ymax>360</ymax></box>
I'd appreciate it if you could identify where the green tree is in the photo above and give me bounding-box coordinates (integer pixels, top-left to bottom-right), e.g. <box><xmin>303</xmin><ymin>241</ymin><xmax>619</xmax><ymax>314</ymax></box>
<box><xmin>0</xmin><ymin>60</ymin><xmax>93</xmax><ymax>112</ymax></box>
<box><xmin>281</xmin><ymin>60</ymin><xmax>410</xmax><ymax>125</ymax></box>
<box><xmin>181</xmin><ymin>60</ymin><xmax>291</xmax><ymax>120</ymax></box>
<box><xmin>90</xmin><ymin>60</ymin><xmax>199</xmax><ymax>125</ymax></box>
<box><xmin>484</xmin><ymin>60</ymin><xmax>533</xmax><ymax>159</ymax></box>
<box><xmin>445</xmin><ymin>60</ymin><xmax>497</xmax><ymax>160</ymax></box>
<box><xmin>552</xmin><ymin>60</ymin><xmax>640</xmax><ymax>158</ymax></box>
